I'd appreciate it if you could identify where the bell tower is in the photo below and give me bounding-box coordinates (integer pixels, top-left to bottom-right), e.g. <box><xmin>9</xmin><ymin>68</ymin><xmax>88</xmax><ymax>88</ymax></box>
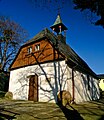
<box><xmin>50</xmin><ymin>14</ymin><xmax>68</xmax><ymax>35</ymax></box>
<box><xmin>50</xmin><ymin>14</ymin><xmax>68</xmax><ymax>43</ymax></box>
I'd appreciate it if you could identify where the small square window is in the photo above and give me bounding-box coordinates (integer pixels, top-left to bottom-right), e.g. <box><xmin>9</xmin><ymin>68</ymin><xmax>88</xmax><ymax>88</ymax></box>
<box><xmin>28</xmin><ymin>47</ymin><xmax>32</xmax><ymax>54</ymax></box>
<box><xmin>35</xmin><ymin>44</ymin><xmax>40</xmax><ymax>51</ymax></box>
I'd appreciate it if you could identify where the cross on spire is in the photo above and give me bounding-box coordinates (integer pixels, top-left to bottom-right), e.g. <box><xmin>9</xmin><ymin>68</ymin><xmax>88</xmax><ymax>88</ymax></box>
<box><xmin>56</xmin><ymin>5</ymin><xmax>63</xmax><ymax>15</ymax></box>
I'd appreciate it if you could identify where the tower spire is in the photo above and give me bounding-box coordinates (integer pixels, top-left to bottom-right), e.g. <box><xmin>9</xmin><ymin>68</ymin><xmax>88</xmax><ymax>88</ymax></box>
<box><xmin>50</xmin><ymin>14</ymin><xmax>67</xmax><ymax>35</ymax></box>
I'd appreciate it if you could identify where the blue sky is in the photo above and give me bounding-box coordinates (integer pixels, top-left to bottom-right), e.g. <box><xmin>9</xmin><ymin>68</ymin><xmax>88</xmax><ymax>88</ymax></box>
<box><xmin>0</xmin><ymin>0</ymin><xmax>104</xmax><ymax>74</ymax></box>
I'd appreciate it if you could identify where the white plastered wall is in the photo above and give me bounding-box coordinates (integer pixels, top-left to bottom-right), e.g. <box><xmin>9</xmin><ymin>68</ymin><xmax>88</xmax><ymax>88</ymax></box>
<box><xmin>9</xmin><ymin>60</ymin><xmax>67</xmax><ymax>103</ymax></box>
<box><xmin>9</xmin><ymin>60</ymin><xmax>100</xmax><ymax>103</ymax></box>
<box><xmin>73</xmin><ymin>70</ymin><xmax>100</xmax><ymax>103</ymax></box>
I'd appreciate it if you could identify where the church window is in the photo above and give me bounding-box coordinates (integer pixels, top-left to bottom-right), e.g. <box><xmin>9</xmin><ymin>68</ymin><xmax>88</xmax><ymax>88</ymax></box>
<box><xmin>27</xmin><ymin>47</ymin><xmax>32</xmax><ymax>54</ymax></box>
<box><xmin>35</xmin><ymin>44</ymin><xmax>40</xmax><ymax>51</ymax></box>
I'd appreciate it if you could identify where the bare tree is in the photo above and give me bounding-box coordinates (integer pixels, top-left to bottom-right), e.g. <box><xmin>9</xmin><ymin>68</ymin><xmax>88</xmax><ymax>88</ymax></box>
<box><xmin>0</xmin><ymin>16</ymin><xmax>28</xmax><ymax>71</ymax></box>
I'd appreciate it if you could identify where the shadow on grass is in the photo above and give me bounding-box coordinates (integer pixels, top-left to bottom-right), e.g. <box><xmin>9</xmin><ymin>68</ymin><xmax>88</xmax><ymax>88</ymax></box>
<box><xmin>99</xmin><ymin>115</ymin><xmax>104</xmax><ymax>120</ymax></box>
<box><xmin>98</xmin><ymin>99</ymin><xmax>104</xmax><ymax>104</ymax></box>
<box><xmin>0</xmin><ymin>113</ymin><xmax>16</xmax><ymax>120</ymax></box>
<box><xmin>0</xmin><ymin>108</ymin><xmax>20</xmax><ymax>120</ymax></box>
<box><xmin>58</xmin><ymin>104</ymin><xmax>84</xmax><ymax>120</ymax></box>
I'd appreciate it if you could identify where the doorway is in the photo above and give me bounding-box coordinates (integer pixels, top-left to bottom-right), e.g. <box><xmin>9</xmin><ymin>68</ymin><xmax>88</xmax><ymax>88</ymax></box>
<box><xmin>28</xmin><ymin>75</ymin><xmax>38</xmax><ymax>101</ymax></box>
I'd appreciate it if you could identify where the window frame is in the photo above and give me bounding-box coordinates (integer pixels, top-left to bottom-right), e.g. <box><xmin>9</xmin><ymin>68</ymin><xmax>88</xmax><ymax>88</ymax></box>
<box><xmin>35</xmin><ymin>44</ymin><xmax>40</xmax><ymax>51</ymax></box>
<box><xmin>27</xmin><ymin>47</ymin><xmax>32</xmax><ymax>54</ymax></box>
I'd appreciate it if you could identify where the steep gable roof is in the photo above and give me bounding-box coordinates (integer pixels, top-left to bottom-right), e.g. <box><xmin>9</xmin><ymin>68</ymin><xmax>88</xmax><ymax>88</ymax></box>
<box><xmin>24</xmin><ymin>30</ymin><xmax>46</xmax><ymax>45</ymax></box>
<box><xmin>22</xmin><ymin>28</ymin><xmax>97</xmax><ymax>78</ymax></box>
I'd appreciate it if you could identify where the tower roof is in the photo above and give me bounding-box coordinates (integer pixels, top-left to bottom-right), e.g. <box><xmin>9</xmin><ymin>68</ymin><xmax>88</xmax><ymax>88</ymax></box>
<box><xmin>52</xmin><ymin>14</ymin><xmax>62</xmax><ymax>26</ymax></box>
<box><xmin>50</xmin><ymin>14</ymin><xmax>67</xmax><ymax>34</ymax></box>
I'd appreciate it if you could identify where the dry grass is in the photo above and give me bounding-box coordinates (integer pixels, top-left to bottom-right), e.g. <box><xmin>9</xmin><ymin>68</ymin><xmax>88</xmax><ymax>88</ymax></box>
<box><xmin>71</xmin><ymin>100</ymin><xmax>104</xmax><ymax>120</ymax></box>
<box><xmin>0</xmin><ymin>98</ymin><xmax>104</xmax><ymax>120</ymax></box>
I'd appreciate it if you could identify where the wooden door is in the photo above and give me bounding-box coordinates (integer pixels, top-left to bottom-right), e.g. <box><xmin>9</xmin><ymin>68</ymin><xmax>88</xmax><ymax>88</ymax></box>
<box><xmin>28</xmin><ymin>75</ymin><xmax>38</xmax><ymax>101</ymax></box>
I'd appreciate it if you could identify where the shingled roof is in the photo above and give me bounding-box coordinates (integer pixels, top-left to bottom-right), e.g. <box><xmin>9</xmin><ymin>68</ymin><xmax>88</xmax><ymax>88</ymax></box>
<box><xmin>23</xmin><ymin>28</ymin><xmax>97</xmax><ymax>78</ymax></box>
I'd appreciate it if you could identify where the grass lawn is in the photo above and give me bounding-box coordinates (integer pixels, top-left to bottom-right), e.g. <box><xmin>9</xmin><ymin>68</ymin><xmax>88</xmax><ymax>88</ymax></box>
<box><xmin>0</xmin><ymin>98</ymin><xmax>104</xmax><ymax>120</ymax></box>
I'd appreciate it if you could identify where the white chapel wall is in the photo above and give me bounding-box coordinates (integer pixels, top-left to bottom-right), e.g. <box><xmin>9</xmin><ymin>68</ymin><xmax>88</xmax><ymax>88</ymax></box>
<box><xmin>73</xmin><ymin>70</ymin><xmax>100</xmax><ymax>103</ymax></box>
<box><xmin>9</xmin><ymin>60</ymin><xmax>68</xmax><ymax>102</ymax></box>
<box><xmin>9</xmin><ymin>60</ymin><xmax>100</xmax><ymax>103</ymax></box>
<box><xmin>9</xmin><ymin>68</ymin><xmax>29</xmax><ymax>100</ymax></box>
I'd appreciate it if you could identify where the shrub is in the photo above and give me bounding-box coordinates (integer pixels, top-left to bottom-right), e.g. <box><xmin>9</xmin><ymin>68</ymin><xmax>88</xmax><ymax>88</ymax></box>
<box><xmin>0</xmin><ymin>91</ymin><xmax>6</xmax><ymax>98</ymax></box>
<box><xmin>0</xmin><ymin>72</ymin><xmax>9</xmax><ymax>91</ymax></box>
